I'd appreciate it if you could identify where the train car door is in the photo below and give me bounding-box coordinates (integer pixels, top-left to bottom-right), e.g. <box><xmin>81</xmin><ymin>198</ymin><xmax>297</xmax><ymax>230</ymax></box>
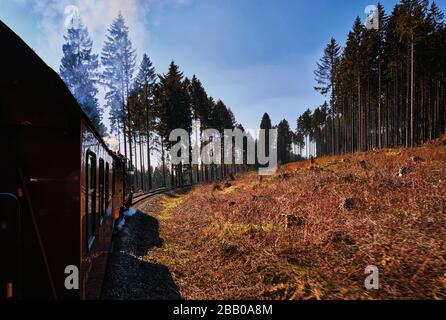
<box><xmin>0</xmin><ymin>193</ymin><xmax>21</xmax><ymax>300</ymax></box>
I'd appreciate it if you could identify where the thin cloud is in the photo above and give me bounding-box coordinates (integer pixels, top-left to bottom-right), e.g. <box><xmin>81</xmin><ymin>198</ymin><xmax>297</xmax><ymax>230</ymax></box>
<box><xmin>19</xmin><ymin>0</ymin><xmax>142</xmax><ymax>70</ymax></box>
<box><xmin>15</xmin><ymin>0</ymin><xmax>191</xmax><ymax>70</ymax></box>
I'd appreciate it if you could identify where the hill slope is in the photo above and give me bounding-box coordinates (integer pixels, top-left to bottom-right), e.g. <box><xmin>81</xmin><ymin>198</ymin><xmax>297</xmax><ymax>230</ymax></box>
<box><xmin>138</xmin><ymin>136</ymin><xmax>446</xmax><ymax>300</ymax></box>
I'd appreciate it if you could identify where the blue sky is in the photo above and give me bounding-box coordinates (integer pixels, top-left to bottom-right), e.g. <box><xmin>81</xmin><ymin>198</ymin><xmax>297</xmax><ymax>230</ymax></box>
<box><xmin>1</xmin><ymin>0</ymin><xmax>445</xmax><ymax>132</ymax></box>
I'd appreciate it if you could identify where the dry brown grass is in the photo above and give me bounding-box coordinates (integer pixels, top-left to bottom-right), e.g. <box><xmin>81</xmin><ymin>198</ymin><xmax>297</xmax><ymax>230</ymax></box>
<box><xmin>148</xmin><ymin>136</ymin><xmax>446</xmax><ymax>300</ymax></box>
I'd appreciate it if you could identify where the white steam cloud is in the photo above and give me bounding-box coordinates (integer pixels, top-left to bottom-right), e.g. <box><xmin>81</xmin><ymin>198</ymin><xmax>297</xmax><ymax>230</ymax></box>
<box><xmin>13</xmin><ymin>0</ymin><xmax>190</xmax><ymax>70</ymax></box>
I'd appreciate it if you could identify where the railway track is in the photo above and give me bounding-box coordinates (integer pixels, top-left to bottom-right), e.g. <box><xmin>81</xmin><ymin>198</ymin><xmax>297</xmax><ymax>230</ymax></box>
<box><xmin>131</xmin><ymin>187</ymin><xmax>172</xmax><ymax>205</ymax></box>
<box><xmin>131</xmin><ymin>184</ymin><xmax>193</xmax><ymax>205</ymax></box>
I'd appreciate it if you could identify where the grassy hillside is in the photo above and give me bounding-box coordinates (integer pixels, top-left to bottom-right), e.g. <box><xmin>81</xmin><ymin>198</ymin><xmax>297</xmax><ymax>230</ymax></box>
<box><xmin>141</xmin><ymin>136</ymin><xmax>446</xmax><ymax>300</ymax></box>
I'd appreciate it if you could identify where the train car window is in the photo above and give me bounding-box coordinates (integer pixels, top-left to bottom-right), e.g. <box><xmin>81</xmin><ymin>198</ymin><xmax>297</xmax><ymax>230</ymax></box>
<box><xmin>86</xmin><ymin>151</ymin><xmax>96</xmax><ymax>251</ymax></box>
<box><xmin>112</xmin><ymin>167</ymin><xmax>115</xmax><ymax>197</ymax></box>
<box><xmin>98</xmin><ymin>159</ymin><xmax>104</xmax><ymax>225</ymax></box>
<box><xmin>105</xmin><ymin>162</ymin><xmax>110</xmax><ymax>213</ymax></box>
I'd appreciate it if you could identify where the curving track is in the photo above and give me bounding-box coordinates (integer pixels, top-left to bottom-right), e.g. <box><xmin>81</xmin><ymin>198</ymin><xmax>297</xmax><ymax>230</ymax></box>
<box><xmin>131</xmin><ymin>185</ymin><xmax>192</xmax><ymax>206</ymax></box>
<box><xmin>131</xmin><ymin>187</ymin><xmax>172</xmax><ymax>205</ymax></box>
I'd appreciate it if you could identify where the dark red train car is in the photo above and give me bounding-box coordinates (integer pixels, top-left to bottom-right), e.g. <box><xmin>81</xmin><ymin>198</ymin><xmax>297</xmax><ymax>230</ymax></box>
<box><xmin>0</xmin><ymin>20</ymin><xmax>125</xmax><ymax>299</ymax></box>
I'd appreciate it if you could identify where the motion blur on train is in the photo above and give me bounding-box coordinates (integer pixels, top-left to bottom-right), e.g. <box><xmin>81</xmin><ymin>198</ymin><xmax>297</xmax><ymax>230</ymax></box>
<box><xmin>0</xmin><ymin>21</ymin><xmax>135</xmax><ymax>299</ymax></box>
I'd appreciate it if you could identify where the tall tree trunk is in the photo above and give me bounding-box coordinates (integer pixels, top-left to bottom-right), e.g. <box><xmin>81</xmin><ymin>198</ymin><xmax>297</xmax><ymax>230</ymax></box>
<box><xmin>139</xmin><ymin>134</ymin><xmax>144</xmax><ymax>191</ymax></box>
<box><xmin>358</xmin><ymin>74</ymin><xmax>361</xmax><ymax>151</ymax></box>
<box><xmin>133</xmin><ymin>133</ymin><xmax>138</xmax><ymax>189</ymax></box>
<box><xmin>146</xmin><ymin>104</ymin><xmax>152</xmax><ymax>190</ymax></box>
<box><xmin>162</xmin><ymin>140</ymin><xmax>166</xmax><ymax>187</ymax></box>
<box><xmin>332</xmin><ymin>115</ymin><xmax>335</xmax><ymax>155</ymax></box>
<box><xmin>195</xmin><ymin>123</ymin><xmax>200</xmax><ymax>182</ymax></box>
<box><xmin>117</xmin><ymin>119</ymin><xmax>122</xmax><ymax>154</ymax></box>
<box><xmin>378</xmin><ymin>59</ymin><xmax>382</xmax><ymax>149</ymax></box>
<box><xmin>189</xmin><ymin>133</ymin><xmax>193</xmax><ymax>185</ymax></box>
<box><xmin>122</xmin><ymin>113</ymin><xmax>128</xmax><ymax>162</ymax></box>
<box><xmin>128</xmin><ymin>108</ymin><xmax>133</xmax><ymax>175</ymax></box>
<box><xmin>410</xmin><ymin>32</ymin><xmax>415</xmax><ymax>147</ymax></box>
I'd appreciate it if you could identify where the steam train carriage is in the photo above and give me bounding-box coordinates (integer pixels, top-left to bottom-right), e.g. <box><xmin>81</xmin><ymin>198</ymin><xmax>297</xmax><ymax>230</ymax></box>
<box><xmin>0</xmin><ymin>21</ymin><xmax>128</xmax><ymax>299</ymax></box>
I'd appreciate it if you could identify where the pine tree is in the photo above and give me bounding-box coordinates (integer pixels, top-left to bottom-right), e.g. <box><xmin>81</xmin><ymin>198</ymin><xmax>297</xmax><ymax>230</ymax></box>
<box><xmin>183</xmin><ymin>77</ymin><xmax>194</xmax><ymax>185</ymax></box>
<box><xmin>133</xmin><ymin>53</ymin><xmax>157</xmax><ymax>189</ymax></box>
<box><xmin>153</xmin><ymin>61</ymin><xmax>192</xmax><ymax>186</ymax></box>
<box><xmin>343</xmin><ymin>17</ymin><xmax>364</xmax><ymax>152</ymax></box>
<box><xmin>101</xmin><ymin>13</ymin><xmax>136</xmax><ymax>164</ymax></box>
<box><xmin>311</xmin><ymin>103</ymin><xmax>328</xmax><ymax>156</ymax></box>
<box><xmin>260</xmin><ymin>113</ymin><xmax>272</xmax><ymax>157</ymax></box>
<box><xmin>301</xmin><ymin>109</ymin><xmax>313</xmax><ymax>157</ymax></box>
<box><xmin>188</xmin><ymin>75</ymin><xmax>209</xmax><ymax>182</ymax></box>
<box><xmin>396</xmin><ymin>0</ymin><xmax>426</xmax><ymax>146</ymax></box>
<box><xmin>277</xmin><ymin>119</ymin><xmax>292</xmax><ymax>164</ymax></box>
<box><xmin>213</xmin><ymin>100</ymin><xmax>235</xmax><ymax>179</ymax></box>
<box><xmin>314</xmin><ymin>37</ymin><xmax>341</xmax><ymax>155</ymax></box>
<box><xmin>299</xmin><ymin>0</ymin><xmax>445</xmax><ymax>159</ymax></box>
<box><xmin>206</xmin><ymin>97</ymin><xmax>217</xmax><ymax>180</ymax></box>
<box><xmin>294</xmin><ymin>128</ymin><xmax>305</xmax><ymax>157</ymax></box>
<box><xmin>59</xmin><ymin>20</ymin><xmax>104</xmax><ymax>135</ymax></box>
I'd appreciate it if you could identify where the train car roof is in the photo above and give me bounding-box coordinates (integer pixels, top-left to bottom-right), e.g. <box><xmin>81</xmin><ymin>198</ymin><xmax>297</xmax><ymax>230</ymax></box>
<box><xmin>0</xmin><ymin>19</ymin><xmax>117</xmax><ymax>159</ymax></box>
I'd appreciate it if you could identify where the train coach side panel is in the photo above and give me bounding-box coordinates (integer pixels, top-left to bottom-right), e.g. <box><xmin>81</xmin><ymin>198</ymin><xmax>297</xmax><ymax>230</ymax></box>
<box><xmin>1</xmin><ymin>20</ymin><xmax>83</xmax><ymax>299</ymax></box>
<box><xmin>1</xmin><ymin>19</ymin><xmax>118</xmax><ymax>300</ymax></box>
<box><xmin>80</xmin><ymin>120</ymin><xmax>115</xmax><ymax>299</ymax></box>
<box><xmin>0</xmin><ymin>85</ymin><xmax>82</xmax><ymax>299</ymax></box>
